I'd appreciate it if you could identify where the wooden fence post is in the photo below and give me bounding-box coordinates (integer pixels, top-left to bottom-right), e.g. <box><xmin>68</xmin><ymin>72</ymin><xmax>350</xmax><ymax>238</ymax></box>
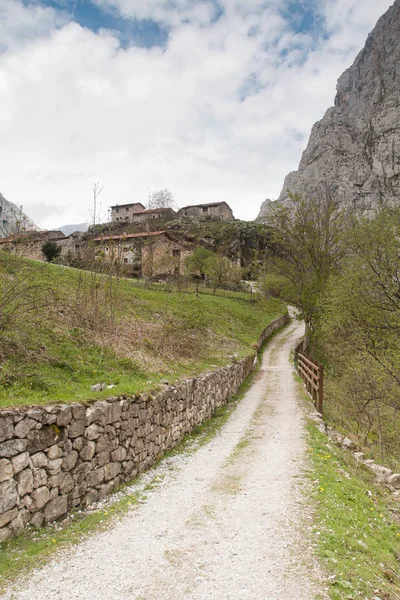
<box><xmin>318</xmin><ymin>364</ymin><xmax>324</xmax><ymax>415</ymax></box>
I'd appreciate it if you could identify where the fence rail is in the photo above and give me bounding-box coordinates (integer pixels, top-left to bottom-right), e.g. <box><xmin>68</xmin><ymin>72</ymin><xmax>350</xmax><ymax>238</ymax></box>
<box><xmin>296</xmin><ymin>352</ymin><xmax>324</xmax><ymax>414</ymax></box>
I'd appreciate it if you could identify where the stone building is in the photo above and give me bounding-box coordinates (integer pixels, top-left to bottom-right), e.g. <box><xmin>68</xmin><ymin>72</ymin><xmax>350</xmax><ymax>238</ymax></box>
<box><xmin>177</xmin><ymin>202</ymin><xmax>234</xmax><ymax>221</ymax></box>
<box><xmin>0</xmin><ymin>230</ymin><xmax>81</xmax><ymax>261</ymax></box>
<box><xmin>110</xmin><ymin>203</ymin><xmax>146</xmax><ymax>223</ymax></box>
<box><xmin>94</xmin><ymin>231</ymin><xmax>190</xmax><ymax>277</ymax></box>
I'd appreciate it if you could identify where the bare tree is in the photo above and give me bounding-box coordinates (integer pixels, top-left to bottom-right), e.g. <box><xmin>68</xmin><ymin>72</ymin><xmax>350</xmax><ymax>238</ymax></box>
<box><xmin>148</xmin><ymin>188</ymin><xmax>175</xmax><ymax>210</ymax></box>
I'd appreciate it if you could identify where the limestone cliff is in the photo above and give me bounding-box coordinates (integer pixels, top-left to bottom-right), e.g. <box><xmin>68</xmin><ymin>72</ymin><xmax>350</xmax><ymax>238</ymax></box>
<box><xmin>258</xmin><ymin>0</ymin><xmax>400</xmax><ymax>220</ymax></box>
<box><xmin>0</xmin><ymin>192</ymin><xmax>36</xmax><ymax>237</ymax></box>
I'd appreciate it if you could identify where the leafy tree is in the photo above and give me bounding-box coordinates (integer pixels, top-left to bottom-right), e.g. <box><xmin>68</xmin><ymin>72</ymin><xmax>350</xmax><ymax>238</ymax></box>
<box><xmin>205</xmin><ymin>254</ymin><xmax>239</xmax><ymax>292</ymax></box>
<box><xmin>320</xmin><ymin>207</ymin><xmax>400</xmax><ymax>463</ymax></box>
<box><xmin>267</xmin><ymin>192</ymin><xmax>345</xmax><ymax>334</ymax></box>
<box><xmin>185</xmin><ymin>247</ymin><xmax>214</xmax><ymax>280</ymax></box>
<box><xmin>42</xmin><ymin>241</ymin><xmax>61</xmax><ymax>263</ymax></box>
<box><xmin>149</xmin><ymin>188</ymin><xmax>176</xmax><ymax>210</ymax></box>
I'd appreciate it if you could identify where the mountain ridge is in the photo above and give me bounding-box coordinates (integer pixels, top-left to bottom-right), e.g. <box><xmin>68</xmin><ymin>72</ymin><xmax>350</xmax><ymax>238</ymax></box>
<box><xmin>258</xmin><ymin>0</ymin><xmax>400</xmax><ymax>220</ymax></box>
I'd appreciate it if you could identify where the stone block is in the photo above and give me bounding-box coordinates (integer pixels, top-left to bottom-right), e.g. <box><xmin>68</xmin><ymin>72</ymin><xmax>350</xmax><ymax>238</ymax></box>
<box><xmin>27</xmin><ymin>425</ymin><xmax>61</xmax><ymax>454</ymax></box>
<box><xmin>103</xmin><ymin>462</ymin><xmax>121</xmax><ymax>481</ymax></box>
<box><xmin>33</xmin><ymin>468</ymin><xmax>47</xmax><ymax>488</ymax></box>
<box><xmin>68</xmin><ymin>420</ymin><xmax>85</xmax><ymax>439</ymax></box>
<box><xmin>388</xmin><ymin>473</ymin><xmax>400</xmax><ymax>489</ymax></box>
<box><xmin>11</xmin><ymin>452</ymin><xmax>30</xmax><ymax>474</ymax></box>
<box><xmin>71</xmin><ymin>405</ymin><xmax>85</xmax><ymax>421</ymax></box>
<box><xmin>31</xmin><ymin>452</ymin><xmax>48</xmax><ymax>469</ymax></box>
<box><xmin>62</xmin><ymin>451</ymin><xmax>78</xmax><ymax>472</ymax></box>
<box><xmin>79</xmin><ymin>442</ymin><xmax>96</xmax><ymax>462</ymax></box>
<box><xmin>57</xmin><ymin>406</ymin><xmax>72</xmax><ymax>427</ymax></box>
<box><xmin>47</xmin><ymin>458</ymin><xmax>63</xmax><ymax>475</ymax></box>
<box><xmin>0</xmin><ymin>508</ymin><xmax>18</xmax><ymax>528</ymax></box>
<box><xmin>72</xmin><ymin>437</ymin><xmax>85</xmax><ymax>451</ymax></box>
<box><xmin>85</xmin><ymin>424</ymin><xmax>103</xmax><ymax>440</ymax></box>
<box><xmin>0</xmin><ymin>479</ymin><xmax>18</xmax><ymax>513</ymax></box>
<box><xmin>111</xmin><ymin>447</ymin><xmax>126</xmax><ymax>462</ymax></box>
<box><xmin>96</xmin><ymin>450</ymin><xmax>110</xmax><ymax>467</ymax></box>
<box><xmin>0</xmin><ymin>439</ymin><xmax>27</xmax><ymax>458</ymax></box>
<box><xmin>16</xmin><ymin>468</ymin><xmax>33</xmax><ymax>497</ymax></box>
<box><xmin>59</xmin><ymin>473</ymin><xmax>74</xmax><ymax>494</ymax></box>
<box><xmin>32</xmin><ymin>486</ymin><xmax>50</xmax><ymax>510</ymax></box>
<box><xmin>86</xmin><ymin>468</ymin><xmax>104</xmax><ymax>488</ymax></box>
<box><xmin>44</xmin><ymin>495</ymin><xmax>68</xmax><ymax>522</ymax></box>
<box><xmin>14</xmin><ymin>418</ymin><xmax>37</xmax><ymax>438</ymax></box>
<box><xmin>47</xmin><ymin>445</ymin><xmax>64</xmax><ymax>460</ymax></box>
<box><xmin>30</xmin><ymin>512</ymin><xmax>44</xmax><ymax>528</ymax></box>
<box><xmin>0</xmin><ymin>527</ymin><xmax>12</xmax><ymax>543</ymax></box>
<box><xmin>0</xmin><ymin>417</ymin><xmax>13</xmax><ymax>442</ymax></box>
<box><xmin>0</xmin><ymin>458</ymin><xmax>13</xmax><ymax>482</ymax></box>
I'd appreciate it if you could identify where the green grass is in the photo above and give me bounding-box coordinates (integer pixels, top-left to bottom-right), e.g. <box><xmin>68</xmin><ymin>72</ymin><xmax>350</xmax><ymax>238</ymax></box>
<box><xmin>307</xmin><ymin>423</ymin><xmax>400</xmax><ymax>600</ymax></box>
<box><xmin>0</xmin><ymin>252</ymin><xmax>285</xmax><ymax>408</ymax></box>
<box><xmin>0</xmin><ymin>327</ymin><xmax>280</xmax><ymax>589</ymax></box>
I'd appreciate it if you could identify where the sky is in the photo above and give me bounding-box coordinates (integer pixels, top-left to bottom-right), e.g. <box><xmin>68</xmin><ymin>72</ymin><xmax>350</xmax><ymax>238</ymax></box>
<box><xmin>0</xmin><ymin>0</ymin><xmax>394</xmax><ymax>228</ymax></box>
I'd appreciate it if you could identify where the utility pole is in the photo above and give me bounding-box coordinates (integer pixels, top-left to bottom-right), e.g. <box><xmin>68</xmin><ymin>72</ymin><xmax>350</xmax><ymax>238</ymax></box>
<box><xmin>93</xmin><ymin>182</ymin><xmax>103</xmax><ymax>241</ymax></box>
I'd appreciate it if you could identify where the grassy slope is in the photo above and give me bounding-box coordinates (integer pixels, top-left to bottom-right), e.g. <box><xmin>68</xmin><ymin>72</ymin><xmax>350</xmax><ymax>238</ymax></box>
<box><xmin>307</xmin><ymin>422</ymin><xmax>400</xmax><ymax>600</ymax></box>
<box><xmin>0</xmin><ymin>254</ymin><xmax>285</xmax><ymax>408</ymax></box>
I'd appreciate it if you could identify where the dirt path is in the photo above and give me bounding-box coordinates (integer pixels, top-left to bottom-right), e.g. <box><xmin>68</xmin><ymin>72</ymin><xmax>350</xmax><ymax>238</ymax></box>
<box><xmin>2</xmin><ymin>319</ymin><xmax>326</xmax><ymax>600</ymax></box>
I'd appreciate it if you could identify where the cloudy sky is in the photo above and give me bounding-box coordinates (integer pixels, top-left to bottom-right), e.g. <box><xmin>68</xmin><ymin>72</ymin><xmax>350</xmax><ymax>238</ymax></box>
<box><xmin>0</xmin><ymin>0</ymin><xmax>393</xmax><ymax>228</ymax></box>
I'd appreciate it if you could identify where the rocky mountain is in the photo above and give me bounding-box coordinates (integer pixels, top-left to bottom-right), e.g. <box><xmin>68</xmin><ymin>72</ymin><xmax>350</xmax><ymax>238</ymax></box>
<box><xmin>0</xmin><ymin>192</ymin><xmax>37</xmax><ymax>237</ymax></box>
<box><xmin>258</xmin><ymin>0</ymin><xmax>400</xmax><ymax>220</ymax></box>
<box><xmin>56</xmin><ymin>223</ymin><xmax>88</xmax><ymax>236</ymax></box>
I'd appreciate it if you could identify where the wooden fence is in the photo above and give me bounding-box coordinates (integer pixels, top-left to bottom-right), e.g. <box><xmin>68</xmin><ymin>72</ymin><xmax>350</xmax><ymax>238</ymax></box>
<box><xmin>296</xmin><ymin>351</ymin><xmax>324</xmax><ymax>414</ymax></box>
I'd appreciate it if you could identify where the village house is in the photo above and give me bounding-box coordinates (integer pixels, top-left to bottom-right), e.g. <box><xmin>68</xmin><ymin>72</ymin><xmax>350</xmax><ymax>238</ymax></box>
<box><xmin>177</xmin><ymin>201</ymin><xmax>234</xmax><ymax>221</ymax></box>
<box><xmin>110</xmin><ymin>203</ymin><xmax>146</xmax><ymax>222</ymax></box>
<box><xmin>0</xmin><ymin>230</ymin><xmax>81</xmax><ymax>261</ymax></box>
<box><xmin>94</xmin><ymin>230</ymin><xmax>191</xmax><ymax>277</ymax></box>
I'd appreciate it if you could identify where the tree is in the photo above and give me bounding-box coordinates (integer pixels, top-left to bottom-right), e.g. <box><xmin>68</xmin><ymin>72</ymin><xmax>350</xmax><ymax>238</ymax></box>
<box><xmin>42</xmin><ymin>241</ymin><xmax>61</xmax><ymax>263</ymax></box>
<box><xmin>320</xmin><ymin>207</ymin><xmax>400</xmax><ymax>462</ymax></box>
<box><xmin>267</xmin><ymin>192</ymin><xmax>346</xmax><ymax>334</ymax></box>
<box><xmin>148</xmin><ymin>189</ymin><xmax>175</xmax><ymax>210</ymax></box>
<box><xmin>185</xmin><ymin>247</ymin><xmax>214</xmax><ymax>292</ymax></box>
<box><xmin>205</xmin><ymin>254</ymin><xmax>236</xmax><ymax>293</ymax></box>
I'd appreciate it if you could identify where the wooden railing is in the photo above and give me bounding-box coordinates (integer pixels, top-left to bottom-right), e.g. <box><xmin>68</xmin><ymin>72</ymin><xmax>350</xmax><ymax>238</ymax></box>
<box><xmin>296</xmin><ymin>352</ymin><xmax>324</xmax><ymax>414</ymax></box>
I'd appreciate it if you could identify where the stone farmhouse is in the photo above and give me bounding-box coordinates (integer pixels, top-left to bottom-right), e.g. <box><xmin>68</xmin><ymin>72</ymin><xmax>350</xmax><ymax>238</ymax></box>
<box><xmin>111</xmin><ymin>201</ymin><xmax>234</xmax><ymax>224</ymax></box>
<box><xmin>94</xmin><ymin>230</ymin><xmax>191</xmax><ymax>277</ymax></box>
<box><xmin>0</xmin><ymin>230</ymin><xmax>81</xmax><ymax>261</ymax></box>
<box><xmin>177</xmin><ymin>202</ymin><xmax>234</xmax><ymax>221</ymax></box>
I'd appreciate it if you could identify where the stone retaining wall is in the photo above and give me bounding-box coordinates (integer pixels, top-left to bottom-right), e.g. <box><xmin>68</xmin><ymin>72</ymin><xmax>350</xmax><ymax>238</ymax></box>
<box><xmin>0</xmin><ymin>313</ymin><xmax>289</xmax><ymax>542</ymax></box>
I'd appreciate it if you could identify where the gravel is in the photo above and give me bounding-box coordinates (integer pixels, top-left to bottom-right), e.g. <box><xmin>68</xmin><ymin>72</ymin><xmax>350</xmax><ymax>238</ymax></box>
<box><xmin>2</xmin><ymin>320</ymin><xmax>326</xmax><ymax>600</ymax></box>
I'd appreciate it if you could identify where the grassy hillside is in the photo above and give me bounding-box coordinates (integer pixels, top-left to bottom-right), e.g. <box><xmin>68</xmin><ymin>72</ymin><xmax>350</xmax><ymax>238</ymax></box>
<box><xmin>0</xmin><ymin>252</ymin><xmax>285</xmax><ymax>408</ymax></box>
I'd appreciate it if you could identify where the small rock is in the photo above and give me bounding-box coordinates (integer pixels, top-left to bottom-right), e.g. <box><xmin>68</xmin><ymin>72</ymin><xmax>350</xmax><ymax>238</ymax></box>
<box><xmin>0</xmin><ymin>458</ymin><xmax>13</xmax><ymax>482</ymax></box>
<box><xmin>387</xmin><ymin>473</ymin><xmax>400</xmax><ymax>489</ymax></box>
<box><xmin>91</xmin><ymin>383</ymin><xmax>107</xmax><ymax>392</ymax></box>
<box><xmin>342</xmin><ymin>437</ymin><xmax>354</xmax><ymax>449</ymax></box>
<box><xmin>11</xmin><ymin>452</ymin><xmax>30</xmax><ymax>474</ymax></box>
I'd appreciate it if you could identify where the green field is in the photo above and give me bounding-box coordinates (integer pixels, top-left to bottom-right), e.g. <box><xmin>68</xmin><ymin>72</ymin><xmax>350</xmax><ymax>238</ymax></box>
<box><xmin>0</xmin><ymin>253</ymin><xmax>285</xmax><ymax>407</ymax></box>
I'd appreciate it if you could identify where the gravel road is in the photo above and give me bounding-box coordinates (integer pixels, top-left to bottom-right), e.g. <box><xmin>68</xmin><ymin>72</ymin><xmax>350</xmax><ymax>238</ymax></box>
<box><xmin>3</xmin><ymin>319</ymin><xmax>326</xmax><ymax>600</ymax></box>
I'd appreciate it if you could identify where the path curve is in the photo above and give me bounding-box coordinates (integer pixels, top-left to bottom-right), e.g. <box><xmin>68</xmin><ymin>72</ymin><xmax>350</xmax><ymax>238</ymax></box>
<box><xmin>2</xmin><ymin>319</ymin><xmax>325</xmax><ymax>600</ymax></box>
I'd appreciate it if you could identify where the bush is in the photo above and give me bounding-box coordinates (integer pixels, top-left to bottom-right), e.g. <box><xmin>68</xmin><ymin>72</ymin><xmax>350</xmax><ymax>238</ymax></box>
<box><xmin>42</xmin><ymin>241</ymin><xmax>61</xmax><ymax>263</ymax></box>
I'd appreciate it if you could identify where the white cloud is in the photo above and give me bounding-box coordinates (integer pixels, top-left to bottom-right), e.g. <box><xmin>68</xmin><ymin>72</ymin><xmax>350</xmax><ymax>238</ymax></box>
<box><xmin>0</xmin><ymin>0</ymin><xmax>394</xmax><ymax>228</ymax></box>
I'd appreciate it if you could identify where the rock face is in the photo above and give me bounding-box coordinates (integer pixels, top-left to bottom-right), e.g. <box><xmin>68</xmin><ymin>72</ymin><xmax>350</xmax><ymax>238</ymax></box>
<box><xmin>0</xmin><ymin>192</ymin><xmax>36</xmax><ymax>237</ymax></box>
<box><xmin>258</xmin><ymin>0</ymin><xmax>400</xmax><ymax>220</ymax></box>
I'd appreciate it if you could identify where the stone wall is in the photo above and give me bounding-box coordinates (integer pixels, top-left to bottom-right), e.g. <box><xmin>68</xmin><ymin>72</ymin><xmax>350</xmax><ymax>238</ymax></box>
<box><xmin>0</xmin><ymin>313</ymin><xmax>289</xmax><ymax>542</ymax></box>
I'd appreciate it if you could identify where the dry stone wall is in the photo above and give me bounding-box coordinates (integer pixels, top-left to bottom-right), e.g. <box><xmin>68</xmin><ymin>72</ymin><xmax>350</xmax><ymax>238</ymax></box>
<box><xmin>0</xmin><ymin>313</ymin><xmax>289</xmax><ymax>542</ymax></box>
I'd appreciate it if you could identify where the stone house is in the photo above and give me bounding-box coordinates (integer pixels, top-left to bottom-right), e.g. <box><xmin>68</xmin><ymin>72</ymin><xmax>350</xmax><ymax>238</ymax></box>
<box><xmin>0</xmin><ymin>231</ymin><xmax>81</xmax><ymax>262</ymax></box>
<box><xmin>94</xmin><ymin>231</ymin><xmax>190</xmax><ymax>277</ymax></box>
<box><xmin>110</xmin><ymin>203</ymin><xmax>146</xmax><ymax>223</ymax></box>
<box><xmin>177</xmin><ymin>202</ymin><xmax>234</xmax><ymax>221</ymax></box>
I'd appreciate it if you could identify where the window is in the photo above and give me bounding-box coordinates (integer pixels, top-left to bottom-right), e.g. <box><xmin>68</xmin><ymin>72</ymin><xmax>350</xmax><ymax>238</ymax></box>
<box><xmin>124</xmin><ymin>258</ymin><xmax>128</xmax><ymax>264</ymax></box>
<box><xmin>202</xmin><ymin>206</ymin><xmax>208</xmax><ymax>213</ymax></box>
<box><xmin>184</xmin><ymin>212</ymin><xmax>188</xmax><ymax>216</ymax></box>
<box><xmin>125</xmin><ymin>216</ymin><xmax>129</xmax><ymax>221</ymax></box>
<box><xmin>126</xmin><ymin>207</ymin><xmax>129</xmax><ymax>211</ymax></box>
<box><xmin>116</xmin><ymin>208</ymin><xmax>119</xmax><ymax>213</ymax></box>
<box><xmin>172</xmin><ymin>249</ymin><xmax>180</xmax><ymax>258</ymax></box>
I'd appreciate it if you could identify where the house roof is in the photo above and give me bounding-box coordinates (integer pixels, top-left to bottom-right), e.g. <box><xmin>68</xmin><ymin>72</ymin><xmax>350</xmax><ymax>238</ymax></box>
<box><xmin>0</xmin><ymin>230</ymin><xmax>66</xmax><ymax>244</ymax></box>
<box><xmin>179</xmin><ymin>201</ymin><xmax>229</xmax><ymax>210</ymax></box>
<box><xmin>94</xmin><ymin>231</ymin><xmax>167</xmax><ymax>242</ymax></box>
<box><xmin>110</xmin><ymin>202</ymin><xmax>146</xmax><ymax>210</ymax></box>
